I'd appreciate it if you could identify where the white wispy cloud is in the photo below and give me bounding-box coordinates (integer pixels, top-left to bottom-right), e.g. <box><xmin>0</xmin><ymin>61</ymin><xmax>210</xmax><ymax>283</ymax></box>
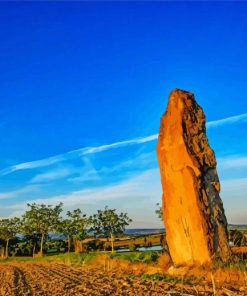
<box><xmin>217</xmin><ymin>155</ymin><xmax>247</xmax><ymax>170</ymax></box>
<box><xmin>7</xmin><ymin>169</ymin><xmax>160</xmax><ymax>209</ymax></box>
<box><xmin>30</xmin><ymin>168</ymin><xmax>72</xmax><ymax>183</ymax></box>
<box><xmin>0</xmin><ymin>112</ymin><xmax>246</xmax><ymax>177</ymax></box>
<box><xmin>0</xmin><ymin>155</ymin><xmax>66</xmax><ymax>176</ymax></box>
<box><xmin>2</xmin><ymin>169</ymin><xmax>247</xmax><ymax>225</ymax></box>
<box><xmin>0</xmin><ymin>185</ymin><xmax>40</xmax><ymax>200</ymax></box>
<box><xmin>2</xmin><ymin>169</ymin><xmax>163</xmax><ymax>227</ymax></box>
<box><xmin>67</xmin><ymin>157</ymin><xmax>100</xmax><ymax>183</ymax></box>
<box><xmin>0</xmin><ymin>135</ymin><xmax>157</xmax><ymax>177</ymax></box>
<box><xmin>207</xmin><ymin>112</ymin><xmax>247</xmax><ymax>128</ymax></box>
<box><xmin>80</xmin><ymin>134</ymin><xmax>158</xmax><ymax>155</ymax></box>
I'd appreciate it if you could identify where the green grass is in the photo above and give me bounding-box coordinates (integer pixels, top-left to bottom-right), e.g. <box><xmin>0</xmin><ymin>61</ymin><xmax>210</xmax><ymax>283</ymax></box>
<box><xmin>0</xmin><ymin>251</ymin><xmax>160</xmax><ymax>265</ymax></box>
<box><xmin>0</xmin><ymin>252</ymin><xmax>98</xmax><ymax>265</ymax></box>
<box><xmin>1</xmin><ymin>250</ymin><xmax>246</xmax><ymax>273</ymax></box>
<box><xmin>46</xmin><ymin>248</ymin><xmax>59</xmax><ymax>253</ymax></box>
<box><xmin>0</xmin><ymin>256</ymin><xmax>49</xmax><ymax>264</ymax></box>
<box><xmin>213</xmin><ymin>258</ymin><xmax>247</xmax><ymax>271</ymax></box>
<box><xmin>55</xmin><ymin>252</ymin><xmax>97</xmax><ymax>265</ymax></box>
<box><xmin>141</xmin><ymin>273</ymin><xmax>204</xmax><ymax>285</ymax></box>
<box><xmin>111</xmin><ymin>251</ymin><xmax>159</xmax><ymax>264</ymax></box>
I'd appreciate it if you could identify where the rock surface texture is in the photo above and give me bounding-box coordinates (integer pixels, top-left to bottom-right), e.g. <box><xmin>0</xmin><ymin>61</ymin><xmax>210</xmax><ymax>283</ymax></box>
<box><xmin>157</xmin><ymin>89</ymin><xmax>231</xmax><ymax>265</ymax></box>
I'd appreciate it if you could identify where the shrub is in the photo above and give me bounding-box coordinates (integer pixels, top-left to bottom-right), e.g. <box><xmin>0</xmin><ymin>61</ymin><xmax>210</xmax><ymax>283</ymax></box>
<box><xmin>84</xmin><ymin>239</ymin><xmax>104</xmax><ymax>252</ymax></box>
<box><xmin>103</xmin><ymin>242</ymin><xmax>112</xmax><ymax>251</ymax></box>
<box><xmin>117</xmin><ymin>251</ymin><xmax>160</xmax><ymax>264</ymax></box>
<box><xmin>229</xmin><ymin>230</ymin><xmax>246</xmax><ymax>246</ymax></box>
<box><xmin>129</xmin><ymin>243</ymin><xmax>138</xmax><ymax>252</ymax></box>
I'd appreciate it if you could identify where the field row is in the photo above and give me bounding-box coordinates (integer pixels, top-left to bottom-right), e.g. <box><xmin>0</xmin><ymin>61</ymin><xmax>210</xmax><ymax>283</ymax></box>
<box><xmin>0</xmin><ymin>262</ymin><xmax>245</xmax><ymax>296</ymax></box>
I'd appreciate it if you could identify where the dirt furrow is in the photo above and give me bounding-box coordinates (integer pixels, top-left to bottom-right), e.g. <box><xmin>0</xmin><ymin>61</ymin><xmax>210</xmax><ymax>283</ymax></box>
<box><xmin>0</xmin><ymin>262</ymin><xmax>245</xmax><ymax>296</ymax></box>
<box><xmin>19</xmin><ymin>264</ymin><xmax>68</xmax><ymax>295</ymax></box>
<box><xmin>12</xmin><ymin>267</ymin><xmax>32</xmax><ymax>296</ymax></box>
<box><xmin>36</xmin><ymin>263</ymin><xmax>83</xmax><ymax>285</ymax></box>
<box><xmin>15</xmin><ymin>265</ymin><xmax>48</xmax><ymax>296</ymax></box>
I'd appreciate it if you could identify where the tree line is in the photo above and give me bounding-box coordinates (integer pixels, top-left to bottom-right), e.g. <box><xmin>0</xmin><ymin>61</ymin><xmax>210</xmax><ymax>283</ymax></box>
<box><xmin>0</xmin><ymin>203</ymin><xmax>132</xmax><ymax>258</ymax></box>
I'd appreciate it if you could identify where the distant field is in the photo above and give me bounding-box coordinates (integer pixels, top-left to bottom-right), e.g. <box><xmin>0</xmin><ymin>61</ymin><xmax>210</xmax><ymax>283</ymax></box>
<box><xmin>228</xmin><ymin>225</ymin><xmax>247</xmax><ymax>231</ymax></box>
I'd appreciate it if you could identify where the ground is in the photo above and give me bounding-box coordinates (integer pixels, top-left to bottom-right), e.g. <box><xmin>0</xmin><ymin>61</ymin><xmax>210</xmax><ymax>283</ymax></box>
<box><xmin>0</xmin><ymin>260</ymin><xmax>246</xmax><ymax>296</ymax></box>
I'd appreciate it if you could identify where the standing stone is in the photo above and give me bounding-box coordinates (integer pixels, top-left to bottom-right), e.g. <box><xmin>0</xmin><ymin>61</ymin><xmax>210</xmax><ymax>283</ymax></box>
<box><xmin>156</xmin><ymin>89</ymin><xmax>231</xmax><ymax>265</ymax></box>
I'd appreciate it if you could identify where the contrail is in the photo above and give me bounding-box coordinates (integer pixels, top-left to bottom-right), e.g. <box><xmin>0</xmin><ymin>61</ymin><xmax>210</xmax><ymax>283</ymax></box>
<box><xmin>206</xmin><ymin>112</ymin><xmax>247</xmax><ymax>128</ymax></box>
<box><xmin>0</xmin><ymin>113</ymin><xmax>246</xmax><ymax>176</ymax></box>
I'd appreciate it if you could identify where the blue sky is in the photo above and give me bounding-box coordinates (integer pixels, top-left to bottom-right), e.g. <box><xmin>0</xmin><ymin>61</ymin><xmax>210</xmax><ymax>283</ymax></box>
<box><xmin>0</xmin><ymin>2</ymin><xmax>246</xmax><ymax>227</ymax></box>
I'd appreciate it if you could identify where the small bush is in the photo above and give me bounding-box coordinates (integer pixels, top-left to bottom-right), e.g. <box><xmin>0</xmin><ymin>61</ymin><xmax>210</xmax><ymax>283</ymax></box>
<box><xmin>129</xmin><ymin>244</ymin><xmax>138</xmax><ymax>252</ymax></box>
<box><xmin>141</xmin><ymin>273</ymin><xmax>200</xmax><ymax>285</ymax></box>
<box><xmin>84</xmin><ymin>239</ymin><xmax>104</xmax><ymax>252</ymax></box>
<box><xmin>115</xmin><ymin>251</ymin><xmax>160</xmax><ymax>264</ymax></box>
<box><xmin>103</xmin><ymin>242</ymin><xmax>112</xmax><ymax>251</ymax></box>
<box><xmin>213</xmin><ymin>257</ymin><xmax>247</xmax><ymax>271</ymax></box>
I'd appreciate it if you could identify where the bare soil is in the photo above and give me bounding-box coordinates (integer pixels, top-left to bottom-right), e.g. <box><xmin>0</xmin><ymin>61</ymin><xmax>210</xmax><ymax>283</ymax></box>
<box><xmin>0</xmin><ymin>261</ymin><xmax>246</xmax><ymax>296</ymax></box>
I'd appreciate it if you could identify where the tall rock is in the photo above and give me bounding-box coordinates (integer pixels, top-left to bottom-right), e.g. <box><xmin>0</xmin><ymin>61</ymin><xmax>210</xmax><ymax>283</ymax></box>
<box><xmin>156</xmin><ymin>89</ymin><xmax>231</xmax><ymax>265</ymax></box>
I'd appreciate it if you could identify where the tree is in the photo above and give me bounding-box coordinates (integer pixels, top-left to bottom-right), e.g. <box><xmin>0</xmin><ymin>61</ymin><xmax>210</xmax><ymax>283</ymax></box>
<box><xmin>155</xmin><ymin>203</ymin><xmax>163</xmax><ymax>221</ymax></box>
<box><xmin>61</xmin><ymin>209</ymin><xmax>89</xmax><ymax>252</ymax></box>
<box><xmin>229</xmin><ymin>229</ymin><xmax>246</xmax><ymax>246</ymax></box>
<box><xmin>0</xmin><ymin>217</ymin><xmax>21</xmax><ymax>258</ymax></box>
<box><xmin>22</xmin><ymin>203</ymin><xmax>63</xmax><ymax>256</ymax></box>
<box><xmin>90</xmin><ymin>206</ymin><xmax>132</xmax><ymax>252</ymax></box>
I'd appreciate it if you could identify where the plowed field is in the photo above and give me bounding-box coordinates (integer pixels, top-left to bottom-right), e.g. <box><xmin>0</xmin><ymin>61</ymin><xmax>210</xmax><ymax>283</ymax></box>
<box><xmin>0</xmin><ymin>262</ymin><xmax>245</xmax><ymax>296</ymax></box>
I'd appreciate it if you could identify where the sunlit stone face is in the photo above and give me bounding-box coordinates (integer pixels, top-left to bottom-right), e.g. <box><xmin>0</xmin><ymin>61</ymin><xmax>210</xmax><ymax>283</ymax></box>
<box><xmin>157</xmin><ymin>89</ymin><xmax>231</xmax><ymax>266</ymax></box>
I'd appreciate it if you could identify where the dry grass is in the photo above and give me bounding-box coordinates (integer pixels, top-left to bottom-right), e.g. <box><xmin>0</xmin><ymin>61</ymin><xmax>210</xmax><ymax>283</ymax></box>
<box><xmin>157</xmin><ymin>252</ymin><xmax>172</xmax><ymax>270</ymax></box>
